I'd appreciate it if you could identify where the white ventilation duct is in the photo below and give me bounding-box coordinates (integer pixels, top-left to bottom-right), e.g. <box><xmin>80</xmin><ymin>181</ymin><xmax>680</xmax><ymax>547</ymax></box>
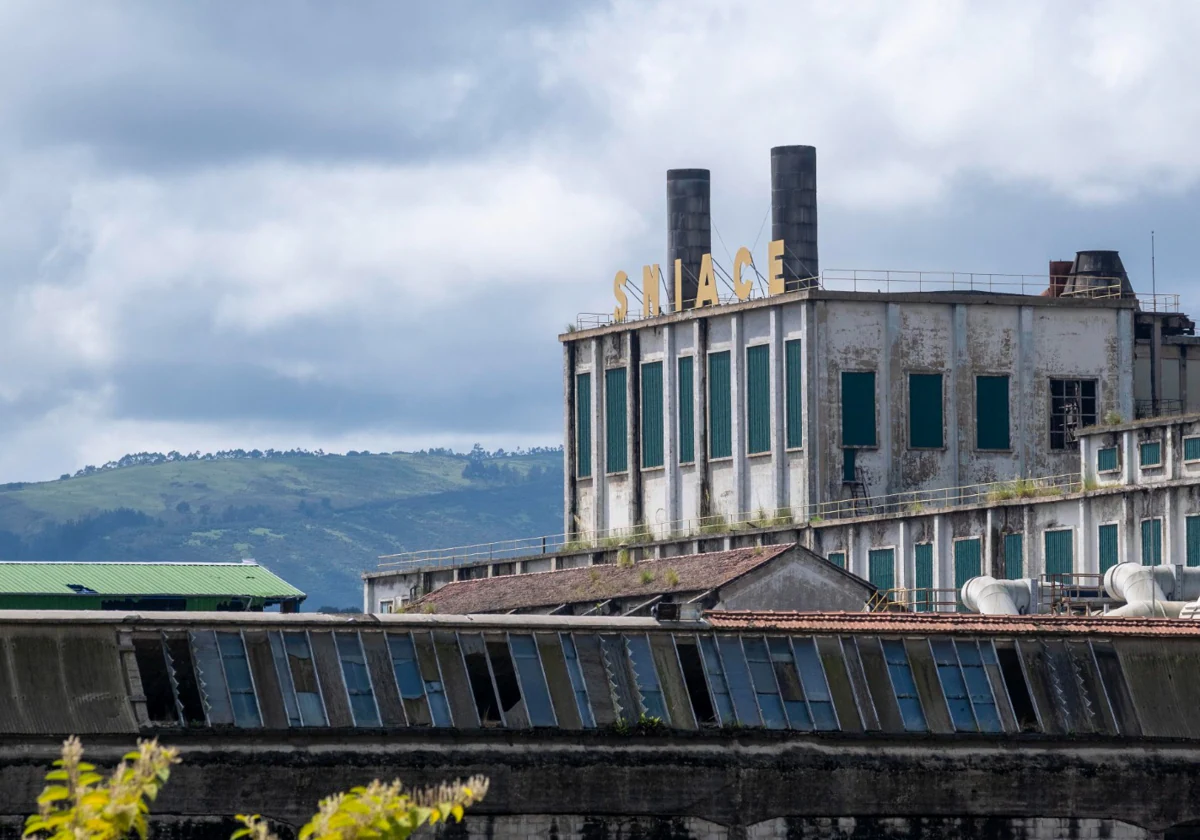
<box><xmin>1106</xmin><ymin>599</ymin><xmax>1186</xmax><ymax>618</ymax></box>
<box><xmin>1104</xmin><ymin>563</ymin><xmax>1169</xmax><ymax>603</ymax></box>
<box><xmin>960</xmin><ymin>576</ymin><xmax>1034</xmax><ymax>615</ymax></box>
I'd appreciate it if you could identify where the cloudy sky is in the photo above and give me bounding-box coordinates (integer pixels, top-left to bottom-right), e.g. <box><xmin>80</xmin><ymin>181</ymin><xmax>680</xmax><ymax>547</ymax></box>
<box><xmin>0</xmin><ymin>0</ymin><xmax>1198</xmax><ymax>482</ymax></box>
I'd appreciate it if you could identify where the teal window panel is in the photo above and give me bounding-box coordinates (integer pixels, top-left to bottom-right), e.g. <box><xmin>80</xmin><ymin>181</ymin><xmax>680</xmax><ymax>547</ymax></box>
<box><xmin>975</xmin><ymin>376</ymin><xmax>1010</xmax><ymax>450</ymax></box>
<box><xmin>842</xmin><ymin>448</ymin><xmax>857</xmax><ymax>483</ymax></box>
<box><xmin>746</xmin><ymin>345</ymin><xmax>771</xmax><ymax>454</ymax></box>
<box><xmin>827</xmin><ymin>552</ymin><xmax>846</xmax><ymax>569</ymax></box>
<box><xmin>908</xmin><ymin>373</ymin><xmax>944</xmax><ymax>449</ymax></box>
<box><xmin>709</xmin><ymin>351</ymin><xmax>732</xmax><ymax>459</ymax></box>
<box><xmin>914</xmin><ymin>544</ymin><xmax>934</xmax><ymax>612</ymax></box>
<box><xmin>1188</xmin><ymin>516</ymin><xmax>1200</xmax><ymax>567</ymax></box>
<box><xmin>1141</xmin><ymin>519</ymin><xmax>1163</xmax><ymax>566</ymax></box>
<box><xmin>1044</xmin><ymin>529</ymin><xmax>1073</xmax><ymax>576</ymax></box>
<box><xmin>1097</xmin><ymin>447</ymin><xmax>1119</xmax><ymax>472</ymax></box>
<box><xmin>575</xmin><ymin>373</ymin><xmax>591</xmax><ymax>478</ymax></box>
<box><xmin>1003</xmin><ymin>533</ymin><xmax>1024</xmax><ymax>580</ymax></box>
<box><xmin>930</xmin><ymin>638</ymin><xmax>976</xmax><ymax>732</ymax></box>
<box><xmin>868</xmin><ymin>548</ymin><xmax>896</xmax><ymax>591</ymax></box>
<box><xmin>954</xmin><ymin>539</ymin><xmax>982</xmax><ymax>590</ymax></box>
<box><xmin>1186</xmin><ymin>437</ymin><xmax>1200</xmax><ymax>462</ymax></box>
<box><xmin>785</xmin><ymin>339</ymin><xmax>803</xmax><ymax>448</ymax></box>
<box><xmin>1140</xmin><ymin>441</ymin><xmax>1162</xmax><ymax>467</ymax></box>
<box><xmin>640</xmin><ymin>362</ymin><xmax>664</xmax><ymax>469</ymax></box>
<box><xmin>678</xmin><ymin>357</ymin><xmax>694</xmax><ymax>463</ymax></box>
<box><xmin>841</xmin><ymin>371</ymin><xmax>876</xmax><ymax>447</ymax></box>
<box><xmin>1098</xmin><ymin>523</ymin><xmax>1119</xmax><ymax>574</ymax></box>
<box><xmin>605</xmin><ymin>368</ymin><xmax>628</xmax><ymax>473</ymax></box>
<box><xmin>881</xmin><ymin>639</ymin><xmax>926</xmax><ymax>732</ymax></box>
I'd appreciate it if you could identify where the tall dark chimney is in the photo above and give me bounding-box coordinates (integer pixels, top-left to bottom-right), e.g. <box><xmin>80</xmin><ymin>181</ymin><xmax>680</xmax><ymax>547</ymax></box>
<box><xmin>666</xmin><ymin>169</ymin><xmax>710</xmax><ymax>310</ymax></box>
<box><xmin>1063</xmin><ymin>250</ymin><xmax>1135</xmax><ymax>299</ymax></box>
<box><xmin>770</xmin><ymin>145</ymin><xmax>818</xmax><ymax>289</ymax></box>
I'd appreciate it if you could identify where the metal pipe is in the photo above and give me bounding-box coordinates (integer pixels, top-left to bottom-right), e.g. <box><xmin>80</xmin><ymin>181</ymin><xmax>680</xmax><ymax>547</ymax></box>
<box><xmin>960</xmin><ymin>576</ymin><xmax>1033</xmax><ymax>615</ymax></box>
<box><xmin>1105</xmin><ymin>600</ymin><xmax>1186</xmax><ymax>618</ymax></box>
<box><xmin>1104</xmin><ymin>562</ymin><xmax>1169</xmax><ymax>603</ymax></box>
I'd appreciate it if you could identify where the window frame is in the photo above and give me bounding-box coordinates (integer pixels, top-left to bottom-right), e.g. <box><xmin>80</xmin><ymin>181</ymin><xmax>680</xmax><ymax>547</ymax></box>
<box><xmin>1139</xmin><ymin>439</ymin><xmax>1163</xmax><ymax>468</ymax></box>
<box><xmin>879</xmin><ymin>637</ymin><xmax>927</xmax><ymax>733</ymax></box>
<box><xmin>975</xmin><ymin>373</ymin><xmax>1012</xmax><ymax>452</ymax></box>
<box><xmin>575</xmin><ymin>370</ymin><xmax>592</xmax><ymax>479</ymax></box>
<box><xmin>334</xmin><ymin>631</ymin><xmax>382</xmax><ymax>728</ymax></box>
<box><xmin>745</xmin><ymin>342</ymin><xmax>772</xmax><ymax>456</ymax></box>
<box><xmin>1140</xmin><ymin>517</ymin><xmax>1164</xmax><ymax>566</ymax></box>
<box><xmin>640</xmin><ymin>359</ymin><xmax>665</xmax><ymax>470</ymax></box>
<box><xmin>827</xmin><ymin>551</ymin><xmax>846</xmax><ymax>569</ymax></box>
<box><xmin>1096</xmin><ymin>446</ymin><xmax>1121</xmax><ymax>474</ymax></box>
<box><xmin>840</xmin><ymin>370</ymin><xmax>878</xmax><ymax>449</ymax></box>
<box><xmin>604</xmin><ymin>366</ymin><xmax>629</xmax><ymax>475</ymax></box>
<box><xmin>1048</xmin><ymin>377</ymin><xmax>1099</xmax><ymax>451</ymax></box>
<box><xmin>707</xmin><ymin>349</ymin><xmax>733</xmax><ymax>461</ymax></box>
<box><xmin>1184</xmin><ymin>435</ymin><xmax>1200</xmax><ymax>464</ymax></box>
<box><xmin>907</xmin><ymin>370</ymin><xmax>946</xmax><ymax>450</ymax></box>
<box><xmin>508</xmin><ymin>633</ymin><xmax>558</xmax><ymax>727</ymax></box>
<box><xmin>1043</xmin><ymin>528</ymin><xmax>1075</xmax><ymax>576</ymax></box>
<box><xmin>867</xmin><ymin>545</ymin><xmax>897</xmax><ymax>592</ymax></box>
<box><xmin>952</xmin><ymin>536</ymin><xmax>983</xmax><ymax>590</ymax></box>
<box><xmin>1098</xmin><ymin>522</ymin><xmax>1120</xmax><ymax>575</ymax></box>
<box><xmin>677</xmin><ymin>354</ymin><xmax>695</xmax><ymax>465</ymax></box>
<box><xmin>784</xmin><ymin>338</ymin><xmax>803</xmax><ymax>451</ymax></box>
<box><xmin>558</xmin><ymin>632</ymin><xmax>597</xmax><ymax>729</ymax></box>
<box><xmin>215</xmin><ymin>629</ymin><xmax>263</xmax><ymax>729</ymax></box>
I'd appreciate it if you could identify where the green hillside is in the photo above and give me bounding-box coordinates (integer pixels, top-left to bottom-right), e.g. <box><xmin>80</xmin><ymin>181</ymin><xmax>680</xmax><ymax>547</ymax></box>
<box><xmin>0</xmin><ymin>451</ymin><xmax>564</xmax><ymax>609</ymax></box>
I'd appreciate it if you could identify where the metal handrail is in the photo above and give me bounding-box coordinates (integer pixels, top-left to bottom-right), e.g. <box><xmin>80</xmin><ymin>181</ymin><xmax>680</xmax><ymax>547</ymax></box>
<box><xmin>868</xmin><ymin>587</ymin><xmax>962</xmax><ymax>613</ymax></box>
<box><xmin>376</xmin><ymin>473</ymin><xmax>1082</xmax><ymax>573</ymax></box>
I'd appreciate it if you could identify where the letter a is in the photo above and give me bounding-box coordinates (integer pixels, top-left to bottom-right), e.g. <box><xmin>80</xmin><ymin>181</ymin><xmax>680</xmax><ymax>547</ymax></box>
<box><xmin>694</xmin><ymin>254</ymin><xmax>719</xmax><ymax>308</ymax></box>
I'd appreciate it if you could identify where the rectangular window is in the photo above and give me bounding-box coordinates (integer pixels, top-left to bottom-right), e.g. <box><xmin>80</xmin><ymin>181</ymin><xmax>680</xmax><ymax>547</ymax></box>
<box><xmin>742</xmin><ymin>637</ymin><xmax>786</xmax><ymax>729</ymax></box>
<box><xmin>216</xmin><ymin>631</ymin><xmax>261</xmax><ymax>728</ymax></box>
<box><xmin>1004</xmin><ymin>533</ymin><xmax>1024</xmax><ymax>580</ymax></box>
<box><xmin>509</xmin><ymin>635</ymin><xmax>556</xmax><ymax>727</ymax></box>
<box><xmin>625</xmin><ymin>635</ymin><xmax>669</xmax><ymax>723</ymax></box>
<box><xmin>841</xmin><ymin>371</ymin><xmax>877</xmax><ymax>447</ymax></box>
<box><xmin>792</xmin><ymin>637</ymin><xmax>838</xmax><ymax>730</ymax></box>
<box><xmin>641</xmin><ymin>361</ymin><xmax>664</xmax><ymax>469</ymax></box>
<box><xmin>1185</xmin><ymin>436</ymin><xmax>1200</xmax><ymax>462</ymax></box>
<box><xmin>267</xmin><ymin>631</ymin><xmax>303</xmax><ymax>727</ymax></box>
<box><xmin>956</xmin><ymin>641</ymin><xmax>1002</xmax><ymax>733</ymax></box>
<box><xmin>190</xmin><ymin>631</ymin><xmax>233</xmax><ymax>726</ymax></box>
<box><xmin>1188</xmin><ymin>516</ymin><xmax>1200</xmax><ymax>568</ymax></box>
<box><xmin>930</xmin><ymin>638</ymin><xmax>976</xmax><ymax>732</ymax></box>
<box><xmin>676</xmin><ymin>637</ymin><xmax>717</xmax><ymax>727</ymax></box>
<box><xmin>881</xmin><ymin>639</ymin><xmax>926</xmax><ymax>732</ymax></box>
<box><xmin>575</xmin><ymin>373</ymin><xmax>591</xmax><ymax>478</ymax></box>
<box><xmin>708</xmin><ymin>351</ymin><xmax>732</xmax><ymax>458</ymax></box>
<box><xmin>1049</xmin><ymin>378</ymin><xmax>1097</xmax><ymax>450</ymax></box>
<box><xmin>133</xmin><ymin>637</ymin><xmax>178</xmax><ymax>726</ymax></box>
<box><xmin>746</xmin><ymin>345</ymin><xmax>771</xmax><ymax>454</ymax></box>
<box><xmin>930</xmin><ymin>639</ymin><xmax>1002</xmax><ymax>733</ymax></box>
<box><xmin>388</xmin><ymin>633</ymin><xmax>450</xmax><ymax>726</ymax></box>
<box><xmin>827</xmin><ymin>551</ymin><xmax>846</xmax><ymax>569</ymax></box>
<box><xmin>559</xmin><ymin>634</ymin><xmax>596</xmax><ymax>728</ymax></box>
<box><xmin>1140</xmin><ymin>441</ymin><xmax>1162</xmax><ymax>467</ymax></box>
<box><xmin>335</xmin><ymin>632</ymin><xmax>380</xmax><ymax>727</ymax></box>
<box><xmin>908</xmin><ymin>373</ymin><xmax>944</xmax><ymax>449</ymax></box>
<box><xmin>678</xmin><ymin>356</ymin><xmax>694</xmax><ymax>463</ymax></box>
<box><xmin>1044</xmin><ymin>529</ymin><xmax>1074</xmax><ymax>575</ymax></box>
<box><xmin>1141</xmin><ymin>519</ymin><xmax>1163</xmax><ymax>566</ymax></box>
<box><xmin>1099</xmin><ymin>523</ymin><xmax>1119</xmax><ymax>574</ymax></box>
<box><xmin>976</xmin><ymin>375</ymin><xmax>1011</xmax><ymax>450</ymax></box>
<box><xmin>698</xmin><ymin>636</ymin><xmax>736</xmax><ymax>725</ymax></box>
<box><xmin>842</xmin><ymin>448</ymin><xmax>856</xmax><ymax>483</ymax></box>
<box><xmin>785</xmin><ymin>339</ymin><xmax>803</xmax><ymax>448</ymax></box>
<box><xmin>767</xmin><ymin>637</ymin><xmax>809</xmax><ymax>730</ymax></box>
<box><xmin>954</xmin><ymin>538</ymin><xmax>982</xmax><ymax>590</ymax></box>
<box><xmin>605</xmin><ymin>368</ymin><xmax>628</xmax><ymax>473</ymax></box>
<box><xmin>915</xmin><ymin>543</ymin><xmax>934</xmax><ymax>612</ymax></box>
<box><xmin>1097</xmin><ymin>446</ymin><xmax>1120</xmax><ymax>473</ymax></box>
<box><xmin>716</xmin><ymin>635</ymin><xmax>761</xmax><ymax>726</ymax></box>
<box><xmin>282</xmin><ymin>631</ymin><xmax>326</xmax><ymax>726</ymax></box>
<box><xmin>868</xmin><ymin>548</ymin><xmax>895</xmax><ymax>591</ymax></box>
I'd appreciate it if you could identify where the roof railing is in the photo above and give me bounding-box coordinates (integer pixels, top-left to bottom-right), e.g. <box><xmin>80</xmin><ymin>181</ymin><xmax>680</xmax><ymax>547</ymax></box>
<box><xmin>375</xmin><ymin>473</ymin><xmax>1081</xmax><ymax>574</ymax></box>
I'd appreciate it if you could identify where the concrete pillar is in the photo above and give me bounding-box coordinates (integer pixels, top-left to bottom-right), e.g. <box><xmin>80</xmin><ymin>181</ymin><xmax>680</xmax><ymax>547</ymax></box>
<box><xmin>770</xmin><ymin>307</ymin><xmax>786</xmax><ymax>513</ymax></box>
<box><xmin>1122</xmin><ymin>491</ymin><xmax>1135</xmax><ymax>566</ymax></box>
<box><xmin>1165</xmin><ymin>487</ymin><xmax>1176</xmax><ymax>565</ymax></box>
<box><xmin>985</xmin><ymin>507</ymin><xmax>996</xmax><ymax>577</ymax></box>
<box><xmin>1079</xmin><ymin>497</ymin><xmax>1094</xmax><ymax>574</ymax></box>
<box><xmin>897</xmin><ymin>519</ymin><xmax>911</xmax><ymax>590</ymax></box>
<box><xmin>563</xmin><ymin>340</ymin><xmax>577</xmax><ymax>536</ymax></box>
<box><xmin>731</xmin><ymin>313</ymin><xmax>747</xmax><ymax>515</ymax></box>
<box><xmin>952</xmin><ymin>303</ymin><xmax>968</xmax><ymax>487</ymax></box>
<box><xmin>664</xmin><ymin>323</ymin><xmax>678</xmax><ymax>532</ymax></box>
<box><xmin>1118</xmin><ymin>308</ymin><xmax>1136</xmax><ymax>421</ymax></box>
<box><xmin>883</xmin><ymin>302</ymin><xmax>900</xmax><ymax>495</ymax></box>
<box><xmin>696</xmin><ymin>320</ymin><xmax>710</xmax><ymax>519</ymax></box>
<box><xmin>627</xmin><ymin>331</ymin><xmax>641</xmax><ymax>530</ymax></box>
<box><xmin>1018</xmin><ymin>306</ymin><xmax>1035</xmax><ymax>478</ymax></box>
<box><xmin>806</xmin><ymin>301</ymin><xmax>824</xmax><ymax>507</ymax></box>
<box><xmin>591</xmin><ymin>337</ymin><xmax>605</xmax><ymax>536</ymax></box>
<box><xmin>1022</xmin><ymin>504</ymin><xmax>1036</xmax><ymax>578</ymax></box>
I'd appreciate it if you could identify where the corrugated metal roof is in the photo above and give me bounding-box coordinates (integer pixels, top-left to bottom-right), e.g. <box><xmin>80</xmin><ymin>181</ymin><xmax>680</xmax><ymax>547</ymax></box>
<box><xmin>704</xmin><ymin>610</ymin><xmax>1200</xmax><ymax>637</ymax></box>
<box><xmin>0</xmin><ymin>561</ymin><xmax>304</xmax><ymax>599</ymax></box>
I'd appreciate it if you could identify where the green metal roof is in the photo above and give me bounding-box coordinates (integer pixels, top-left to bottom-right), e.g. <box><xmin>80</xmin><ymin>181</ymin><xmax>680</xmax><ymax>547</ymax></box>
<box><xmin>0</xmin><ymin>561</ymin><xmax>305</xmax><ymax>601</ymax></box>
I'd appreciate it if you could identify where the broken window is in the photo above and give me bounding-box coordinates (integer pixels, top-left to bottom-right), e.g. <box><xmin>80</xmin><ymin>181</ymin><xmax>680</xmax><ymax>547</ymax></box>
<box><xmin>133</xmin><ymin>636</ymin><xmax>178</xmax><ymax>726</ymax></box>
<box><xmin>716</xmin><ymin>636</ymin><xmax>761</xmax><ymax>726</ymax></box>
<box><xmin>1049</xmin><ymin>378</ymin><xmax>1097</xmax><ymax>449</ymax></box>
<box><xmin>460</xmin><ymin>633</ymin><xmax>503</xmax><ymax>726</ymax></box>
<box><xmin>792</xmin><ymin>637</ymin><xmax>838</xmax><ymax>730</ymax></box>
<box><xmin>485</xmin><ymin>636</ymin><xmax>523</xmax><ymax>716</ymax></box>
<box><xmin>560</xmin><ymin>634</ymin><xmax>596</xmax><ymax>728</ymax></box>
<box><xmin>675</xmin><ymin>637</ymin><xmax>717</xmax><ymax>726</ymax></box>
<box><xmin>216</xmin><ymin>632</ymin><xmax>261</xmax><ymax>728</ymax></box>
<box><xmin>189</xmin><ymin>631</ymin><xmax>233</xmax><ymax>726</ymax></box>
<box><xmin>335</xmin><ymin>632</ymin><xmax>380</xmax><ymax>727</ymax></box>
<box><xmin>741</xmin><ymin>637</ymin><xmax>786</xmax><ymax>729</ymax></box>
<box><xmin>625</xmin><ymin>635</ymin><xmax>668</xmax><ymax>722</ymax></box>
<box><xmin>282</xmin><ymin>631</ymin><xmax>326</xmax><ymax>726</ymax></box>
<box><xmin>768</xmin><ymin>637</ymin><xmax>810</xmax><ymax>730</ymax></box>
<box><xmin>880</xmin><ymin>639</ymin><xmax>926</xmax><ymax>732</ymax></box>
<box><xmin>510</xmin><ymin>635</ymin><xmax>556</xmax><ymax>726</ymax></box>
<box><xmin>267</xmin><ymin>631</ymin><xmax>303</xmax><ymax>727</ymax></box>
<box><xmin>698</xmin><ymin>636</ymin><xmax>735</xmax><ymax>725</ymax></box>
<box><xmin>164</xmin><ymin>634</ymin><xmax>207</xmax><ymax>726</ymax></box>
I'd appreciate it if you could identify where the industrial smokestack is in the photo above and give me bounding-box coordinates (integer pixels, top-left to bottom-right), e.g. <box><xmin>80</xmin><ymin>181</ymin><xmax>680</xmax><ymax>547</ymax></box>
<box><xmin>770</xmin><ymin>145</ymin><xmax>818</xmax><ymax>289</ymax></box>
<box><xmin>666</xmin><ymin>169</ymin><xmax>711</xmax><ymax>310</ymax></box>
<box><xmin>1063</xmin><ymin>250</ymin><xmax>1136</xmax><ymax>299</ymax></box>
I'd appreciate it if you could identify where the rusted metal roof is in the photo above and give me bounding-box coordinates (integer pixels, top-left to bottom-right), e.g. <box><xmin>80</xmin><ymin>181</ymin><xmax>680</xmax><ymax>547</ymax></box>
<box><xmin>704</xmin><ymin>610</ymin><xmax>1200</xmax><ymax>637</ymax></box>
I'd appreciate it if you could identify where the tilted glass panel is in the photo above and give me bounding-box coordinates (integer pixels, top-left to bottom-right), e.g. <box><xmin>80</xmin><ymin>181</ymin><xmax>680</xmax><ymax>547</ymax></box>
<box><xmin>792</xmin><ymin>637</ymin><xmax>838</xmax><ymax>731</ymax></box>
<box><xmin>283</xmin><ymin>632</ymin><xmax>326</xmax><ymax>726</ymax></box>
<box><xmin>767</xmin><ymin>637</ymin><xmax>810</xmax><ymax>730</ymax></box>
<box><xmin>955</xmin><ymin>641</ymin><xmax>1001</xmax><ymax>733</ymax></box>
<box><xmin>190</xmin><ymin>630</ymin><xmax>233</xmax><ymax>726</ymax></box>
<box><xmin>741</xmin><ymin>637</ymin><xmax>786</xmax><ymax>729</ymax></box>
<box><xmin>216</xmin><ymin>631</ymin><xmax>261</xmax><ymax>728</ymax></box>
<box><xmin>625</xmin><ymin>635</ymin><xmax>669</xmax><ymax>722</ymax></box>
<box><xmin>880</xmin><ymin>639</ymin><xmax>926</xmax><ymax>733</ymax></box>
<box><xmin>335</xmin><ymin>632</ymin><xmax>380</xmax><ymax>727</ymax></box>
<box><xmin>560</xmin><ymin>635</ymin><xmax>596</xmax><ymax>728</ymax></box>
<box><xmin>268</xmin><ymin>631</ymin><xmax>303</xmax><ymax>727</ymax></box>
<box><xmin>510</xmin><ymin>635</ymin><xmax>556</xmax><ymax>727</ymax></box>
<box><xmin>698</xmin><ymin>636</ymin><xmax>735</xmax><ymax>725</ymax></box>
<box><xmin>716</xmin><ymin>636</ymin><xmax>761</xmax><ymax>726</ymax></box>
<box><xmin>929</xmin><ymin>638</ymin><xmax>975</xmax><ymax>732</ymax></box>
<box><xmin>675</xmin><ymin>637</ymin><xmax>717</xmax><ymax>727</ymax></box>
<box><xmin>388</xmin><ymin>633</ymin><xmax>425</xmax><ymax>699</ymax></box>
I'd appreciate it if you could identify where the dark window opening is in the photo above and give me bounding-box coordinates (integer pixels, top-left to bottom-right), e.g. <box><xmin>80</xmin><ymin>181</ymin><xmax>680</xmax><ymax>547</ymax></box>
<box><xmin>486</xmin><ymin>639</ymin><xmax>523</xmax><ymax>713</ymax></box>
<box><xmin>133</xmin><ymin>638</ymin><xmax>178</xmax><ymax>726</ymax></box>
<box><xmin>997</xmin><ymin>645</ymin><xmax>1037</xmax><ymax>730</ymax></box>
<box><xmin>164</xmin><ymin>636</ymin><xmax>207</xmax><ymax>725</ymax></box>
<box><xmin>676</xmin><ymin>640</ymin><xmax>717</xmax><ymax>726</ymax></box>
<box><xmin>463</xmin><ymin>651</ymin><xmax>503</xmax><ymax>725</ymax></box>
<box><xmin>1050</xmin><ymin>378</ymin><xmax>1097</xmax><ymax>450</ymax></box>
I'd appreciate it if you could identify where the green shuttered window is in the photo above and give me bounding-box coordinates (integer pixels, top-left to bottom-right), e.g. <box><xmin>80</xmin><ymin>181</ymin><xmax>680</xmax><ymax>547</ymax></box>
<box><xmin>954</xmin><ymin>538</ymin><xmax>982</xmax><ymax>590</ymax></box>
<box><xmin>1098</xmin><ymin>523</ymin><xmax>1119</xmax><ymax>574</ymax></box>
<box><xmin>678</xmin><ymin>357</ymin><xmax>694</xmax><ymax>464</ymax></box>
<box><xmin>746</xmin><ymin>345</ymin><xmax>770</xmax><ymax>454</ymax></box>
<box><xmin>841</xmin><ymin>371</ymin><xmax>876</xmax><ymax>447</ymax></box>
<box><xmin>1044</xmin><ymin>529</ymin><xmax>1073</xmax><ymax>575</ymax></box>
<box><xmin>641</xmin><ymin>362</ymin><xmax>664</xmax><ymax>469</ymax></box>
<box><xmin>1141</xmin><ymin>519</ymin><xmax>1163</xmax><ymax>565</ymax></box>
<box><xmin>914</xmin><ymin>544</ymin><xmax>933</xmax><ymax>612</ymax></box>
<box><xmin>868</xmin><ymin>548</ymin><xmax>895</xmax><ymax>591</ymax></box>
<box><xmin>785</xmin><ymin>340</ymin><xmax>803</xmax><ymax>449</ymax></box>
<box><xmin>1004</xmin><ymin>533</ymin><xmax>1024</xmax><ymax>579</ymax></box>
<box><xmin>1097</xmin><ymin>447</ymin><xmax>1119</xmax><ymax>472</ymax></box>
<box><xmin>575</xmin><ymin>373</ymin><xmax>592</xmax><ymax>478</ymax></box>
<box><xmin>908</xmin><ymin>373</ymin><xmax>944</xmax><ymax>449</ymax></box>
<box><xmin>976</xmin><ymin>375</ymin><xmax>1010</xmax><ymax>450</ymax></box>
<box><xmin>709</xmin><ymin>351</ymin><xmax>732</xmax><ymax>459</ymax></box>
<box><xmin>1188</xmin><ymin>516</ymin><xmax>1200</xmax><ymax>567</ymax></box>
<box><xmin>1140</xmin><ymin>441</ymin><xmax>1162</xmax><ymax>467</ymax></box>
<box><xmin>1186</xmin><ymin>437</ymin><xmax>1200</xmax><ymax>462</ymax></box>
<box><xmin>827</xmin><ymin>552</ymin><xmax>846</xmax><ymax>569</ymax></box>
<box><xmin>605</xmin><ymin>368</ymin><xmax>628</xmax><ymax>473</ymax></box>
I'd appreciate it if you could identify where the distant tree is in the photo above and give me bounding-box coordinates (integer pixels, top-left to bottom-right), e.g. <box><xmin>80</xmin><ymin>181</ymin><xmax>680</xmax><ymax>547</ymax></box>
<box><xmin>175</xmin><ymin>501</ymin><xmax>191</xmax><ymax>514</ymax></box>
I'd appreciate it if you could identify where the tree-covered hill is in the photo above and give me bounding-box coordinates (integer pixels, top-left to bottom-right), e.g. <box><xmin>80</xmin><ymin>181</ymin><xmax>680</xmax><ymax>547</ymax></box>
<box><xmin>0</xmin><ymin>447</ymin><xmax>564</xmax><ymax>609</ymax></box>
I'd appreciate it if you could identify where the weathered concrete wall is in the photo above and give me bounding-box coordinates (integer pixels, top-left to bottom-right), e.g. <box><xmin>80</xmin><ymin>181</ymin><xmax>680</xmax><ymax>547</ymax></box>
<box><xmin>720</xmin><ymin>549</ymin><xmax>872</xmax><ymax>612</ymax></box>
